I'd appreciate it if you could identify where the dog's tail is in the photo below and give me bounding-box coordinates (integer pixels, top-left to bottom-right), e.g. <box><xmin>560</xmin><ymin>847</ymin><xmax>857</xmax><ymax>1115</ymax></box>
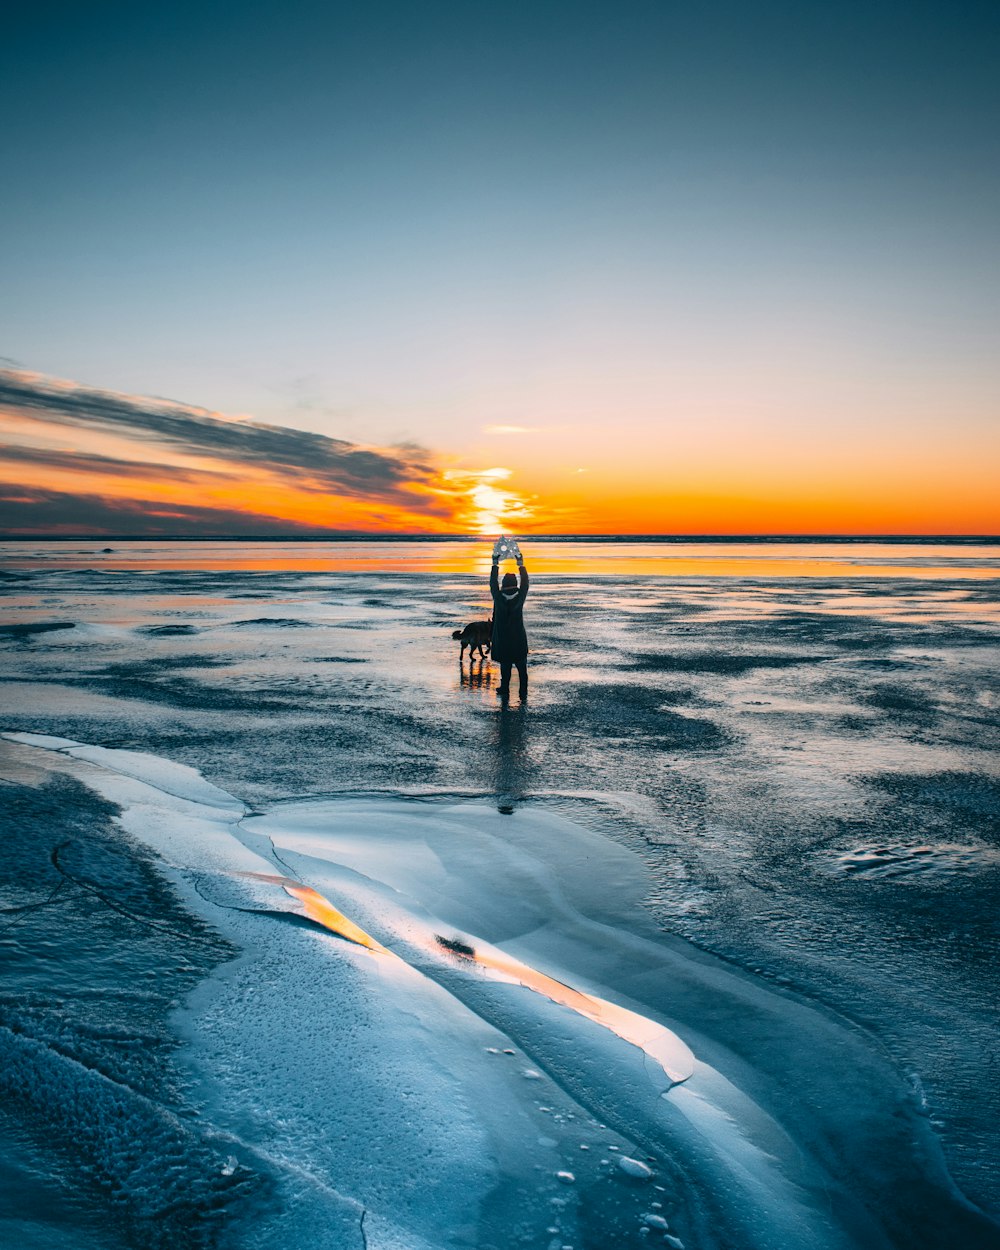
<box><xmin>452</xmin><ymin>629</ymin><xmax>464</xmax><ymax>640</ymax></box>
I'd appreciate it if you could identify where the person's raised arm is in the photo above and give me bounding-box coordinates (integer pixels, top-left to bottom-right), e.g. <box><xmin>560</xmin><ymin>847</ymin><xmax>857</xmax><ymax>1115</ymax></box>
<box><xmin>490</xmin><ymin>560</ymin><xmax>500</xmax><ymax>599</ymax></box>
<box><xmin>518</xmin><ymin>562</ymin><xmax>529</xmax><ymax>601</ymax></box>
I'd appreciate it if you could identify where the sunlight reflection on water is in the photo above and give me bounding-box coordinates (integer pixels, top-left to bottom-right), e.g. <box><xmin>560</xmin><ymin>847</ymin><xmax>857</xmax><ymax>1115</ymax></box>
<box><xmin>2</xmin><ymin>538</ymin><xmax>1000</xmax><ymax>579</ymax></box>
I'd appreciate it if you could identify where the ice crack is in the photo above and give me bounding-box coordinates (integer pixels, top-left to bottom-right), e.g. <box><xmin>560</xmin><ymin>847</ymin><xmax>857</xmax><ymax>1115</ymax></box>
<box><xmin>51</xmin><ymin>841</ymin><xmax>220</xmax><ymax>946</ymax></box>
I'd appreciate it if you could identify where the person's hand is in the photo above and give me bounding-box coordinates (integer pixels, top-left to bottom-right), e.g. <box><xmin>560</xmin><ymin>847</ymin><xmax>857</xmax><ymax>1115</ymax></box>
<box><xmin>509</xmin><ymin>538</ymin><xmax>522</xmax><ymax>562</ymax></box>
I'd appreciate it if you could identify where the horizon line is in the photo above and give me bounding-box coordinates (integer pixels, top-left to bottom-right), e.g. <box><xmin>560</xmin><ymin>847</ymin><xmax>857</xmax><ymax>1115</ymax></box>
<box><xmin>2</xmin><ymin>533</ymin><xmax>998</xmax><ymax>544</ymax></box>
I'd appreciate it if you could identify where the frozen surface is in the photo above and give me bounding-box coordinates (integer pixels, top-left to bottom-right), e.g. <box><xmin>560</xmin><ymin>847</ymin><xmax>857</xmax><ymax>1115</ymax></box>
<box><xmin>2</xmin><ymin>540</ymin><xmax>999</xmax><ymax>1249</ymax></box>
<box><xmin>0</xmin><ymin>737</ymin><xmax>903</xmax><ymax>1250</ymax></box>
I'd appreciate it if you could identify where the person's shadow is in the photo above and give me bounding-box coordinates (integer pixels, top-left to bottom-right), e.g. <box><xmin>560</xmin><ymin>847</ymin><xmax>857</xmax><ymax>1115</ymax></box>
<box><xmin>492</xmin><ymin>699</ymin><xmax>528</xmax><ymax>812</ymax></box>
<box><xmin>458</xmin><ymin>657</ymin><xmax>529</xmax><ymax>810</ymax></box>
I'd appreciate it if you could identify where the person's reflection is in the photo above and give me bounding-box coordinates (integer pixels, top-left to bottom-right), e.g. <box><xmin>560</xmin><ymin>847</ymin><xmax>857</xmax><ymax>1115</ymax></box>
<box><xmin>492</xmin><ymin>699</ymin><xmax>527</xmax><ymax>810</ymax></box>
<box><xmin>459</xmin><ymin>658</ymin><xmax>493</xmax><ymax>691</ymax></box>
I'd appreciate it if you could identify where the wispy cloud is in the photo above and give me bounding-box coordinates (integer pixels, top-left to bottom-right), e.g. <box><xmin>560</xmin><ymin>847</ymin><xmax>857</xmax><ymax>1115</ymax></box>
<box><xmin>482</xmin><ymin>424</ymin><xmax>541</xmax><ymax>436</ymax></box>
<box><xmin>0</xmin><ymin>368</ymin><xmax>495</xmax><ymax>534</ymax></box>
<box><xmin>0</xmin><ymin>370</ymin><xmax>434</xmax><ymax>498</ymax></box>
<box><xmin>0</xmin><ymin>484</ymin><xmax>324</xmax><ymax>537</ymax></box>
<box><xmin>0</xmin><ymin>442</ymin><xmax>233</xmax><ymax>482</ymax></box>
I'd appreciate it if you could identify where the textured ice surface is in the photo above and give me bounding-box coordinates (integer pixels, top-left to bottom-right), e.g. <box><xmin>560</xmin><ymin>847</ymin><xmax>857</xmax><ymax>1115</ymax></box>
<box><xmin>2</xmin><ymin>742</ymin><xmax>693</xmax><ymax>1247</ymax></box>
<box><xmin>0</xmin><ymin>752</ymin><xmax>268</xmax><ymax>1250</ymax></box>
<box><xmin>2</xmin><ymin>545</ymin><xmax>999</xmax><ymax>1249</ymax></box>
<box><xmin>826</xmin><ymin>841</ymin><xmax>1000</xmax><ymax>880</ymax></box>
<box><xmin>7</xmin><ymin>736</ymin><xmax>999</xmax><ymax>1249</ymax></box>
<box><xmin>6</xmin><ymin>732</ymin><xmax>244</xmax><ymax>812</ymax></box>
<box><xmin>247</xmin><ymin>796</ymin><xmax>694</xmax><ymax>1082</ymax></box>
<box><xmin>6</xmin><ymin>731</ymin><xmax>82</xmax><ymax>750</ymax></box>
<box><xmin>3</xmin><ymin>738</ymin><xmax>861</xmax><ymax>1250</ymax></box>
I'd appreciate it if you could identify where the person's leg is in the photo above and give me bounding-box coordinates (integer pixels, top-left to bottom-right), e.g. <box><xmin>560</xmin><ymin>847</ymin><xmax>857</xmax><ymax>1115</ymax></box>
<box><xmin>515</xmin><ymin>657</ymin><xmax>528</xmax><ymax>700</ymax></box>
<box><xmin>498</xmin><ymin>659</ymin><xmax>512</xmax><ymax>699</ymax></box>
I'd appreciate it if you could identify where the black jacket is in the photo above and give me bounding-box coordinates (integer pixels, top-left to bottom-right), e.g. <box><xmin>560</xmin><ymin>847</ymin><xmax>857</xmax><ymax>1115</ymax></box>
<box><xmin>490</xmin><ymin>564</ymin><xmax>529</xmax><ymax>662</ymax></box>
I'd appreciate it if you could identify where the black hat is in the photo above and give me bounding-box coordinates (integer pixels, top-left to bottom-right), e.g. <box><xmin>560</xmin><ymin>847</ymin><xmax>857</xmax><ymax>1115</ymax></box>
<box><xmin>501</xmin><ymin>572</ymin><xmax>518</xmax><ymax>589</ymax></box>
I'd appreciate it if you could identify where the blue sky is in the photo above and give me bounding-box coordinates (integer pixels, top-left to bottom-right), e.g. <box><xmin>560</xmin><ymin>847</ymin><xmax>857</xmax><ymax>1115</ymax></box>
<box><xmin>2</xmin><ymin>1</ymin><xmax>998</xmax><ymax>533</ymax></box>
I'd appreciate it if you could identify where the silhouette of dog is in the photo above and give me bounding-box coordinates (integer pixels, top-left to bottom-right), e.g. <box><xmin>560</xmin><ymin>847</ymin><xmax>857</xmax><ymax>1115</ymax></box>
<box><xmin>452</xmin><ymin>618</ymin><xmax>492</xmax><ymax>662</ymax></box>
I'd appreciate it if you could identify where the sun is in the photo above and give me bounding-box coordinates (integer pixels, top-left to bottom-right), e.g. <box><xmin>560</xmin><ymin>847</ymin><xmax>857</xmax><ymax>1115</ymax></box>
<box><xmin>442</xmin><ymin>467</ymin><xmax>534</xmax><ymax>535</ymax></box>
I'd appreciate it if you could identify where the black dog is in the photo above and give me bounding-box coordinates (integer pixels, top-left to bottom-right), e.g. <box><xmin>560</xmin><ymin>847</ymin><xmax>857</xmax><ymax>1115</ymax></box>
<box><xmin>452</xmin><ymin>618</ymin><xmax>492</xmax><ymax>661</ymax></box>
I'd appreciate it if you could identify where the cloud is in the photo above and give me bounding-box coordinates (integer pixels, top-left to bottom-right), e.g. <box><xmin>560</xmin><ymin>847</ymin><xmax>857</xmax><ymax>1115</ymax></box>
<box><xmin>0</xmin><ymin>484</ymin><xmax>325</xmax><ymax>537</ymax></box>
<box><xmin>0</xmin><ymin>369</ymin><xmax>436</xmax><ymax>501</ymax></box>
<box><xmin>0</xmin><ymin>367</ymin><xmax>481</xmax><ymax>533</ymax></box>
<box><xmin>0</xmin><ymin>443</ymin><xmax>235</xmax><ymax>482</ymax></box>
<box><xmin>0</xmin><ymin>367</ymin><xmax>545</xmax><ymax>535</ymax></box>
<box><xmin>482</xmin><ymin>424</ymin><xmax>540</xmax><ymax>436</ymax></box>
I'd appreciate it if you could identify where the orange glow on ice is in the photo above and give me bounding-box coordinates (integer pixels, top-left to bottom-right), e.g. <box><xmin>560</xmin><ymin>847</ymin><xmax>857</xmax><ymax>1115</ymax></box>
<box><xmin>436</xmin><ymin>936</ymin><xmax>695</xmax><ymax>1085</ymax></box>
<box><xmin>282</xmin><ymin>881</ymin><xmax>390</xmax><ymax>953</ymax></box>
<box><xmin>239</xmin><ymin>871</ymin><xmax>388</xmax><ymax>953</ymax></box>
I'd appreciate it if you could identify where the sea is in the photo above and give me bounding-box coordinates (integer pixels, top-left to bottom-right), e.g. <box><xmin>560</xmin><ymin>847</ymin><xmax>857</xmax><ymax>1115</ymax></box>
<box><xmin>1</xmin><ymin>538</ymin><xmax>998</xmax><ymax>1250</ymax></box>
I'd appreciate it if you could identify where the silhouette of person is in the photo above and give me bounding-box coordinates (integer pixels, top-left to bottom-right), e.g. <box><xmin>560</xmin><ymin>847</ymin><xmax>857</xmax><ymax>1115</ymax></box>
<box><xmin>490</xmin><ymin>536</ymin><xmax>529</xmax><ymax>702</ymax></box>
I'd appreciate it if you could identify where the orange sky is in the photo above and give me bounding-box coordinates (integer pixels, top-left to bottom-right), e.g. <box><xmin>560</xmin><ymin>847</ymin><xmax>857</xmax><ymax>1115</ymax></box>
<box><xmin>1</xmin><ymin>368</ymin><xmax>997</xmax><ymax>535</ymax></box>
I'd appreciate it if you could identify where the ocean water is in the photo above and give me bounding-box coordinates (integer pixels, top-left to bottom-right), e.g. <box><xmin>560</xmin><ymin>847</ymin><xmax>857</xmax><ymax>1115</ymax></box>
<box><xmin>1</xmin><ymin>539</ymin><xmax>998</xmax><ymax>1250</ymax></box>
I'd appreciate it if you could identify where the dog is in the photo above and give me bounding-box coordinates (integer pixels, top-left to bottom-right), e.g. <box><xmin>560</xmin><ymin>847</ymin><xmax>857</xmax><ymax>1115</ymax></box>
<box><xmin>452</xmin><ymin>617</ymin><xmax>492</xmax><ymax>662</ymax></box>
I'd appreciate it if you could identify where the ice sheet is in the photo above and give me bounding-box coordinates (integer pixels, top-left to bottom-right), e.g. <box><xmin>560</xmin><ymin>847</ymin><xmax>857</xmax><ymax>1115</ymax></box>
<box><xmin>1</xmin><ymin>735</ymin><xmax>908</xmax><ymax>1250</ymax></box>
<box><xmin>3</xmin><ymin>548</ymin><xmax>998</xmax><ymax>1248</ymax></box>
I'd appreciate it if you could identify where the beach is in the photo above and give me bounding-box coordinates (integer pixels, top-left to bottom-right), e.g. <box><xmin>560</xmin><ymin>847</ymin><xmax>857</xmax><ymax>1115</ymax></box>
<box><xmin>1</xmin><ymin>539</ymin><xmax>998</xmax><ymax>1250</ymax></box>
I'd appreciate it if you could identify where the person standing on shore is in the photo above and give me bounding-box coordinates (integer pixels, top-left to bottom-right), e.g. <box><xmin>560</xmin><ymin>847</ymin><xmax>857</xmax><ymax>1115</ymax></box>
<box><xmin>490</xmin><ymin>535</ymin><xmax>529</xmax><ymax>702</ymax></box>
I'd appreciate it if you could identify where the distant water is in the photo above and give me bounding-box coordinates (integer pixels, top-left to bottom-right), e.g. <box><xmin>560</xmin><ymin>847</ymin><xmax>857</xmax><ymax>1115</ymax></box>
<box><xmin>2</xmin><ymin>537</ymin><xmax>999</xmax><ymax>578</ymax></box>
